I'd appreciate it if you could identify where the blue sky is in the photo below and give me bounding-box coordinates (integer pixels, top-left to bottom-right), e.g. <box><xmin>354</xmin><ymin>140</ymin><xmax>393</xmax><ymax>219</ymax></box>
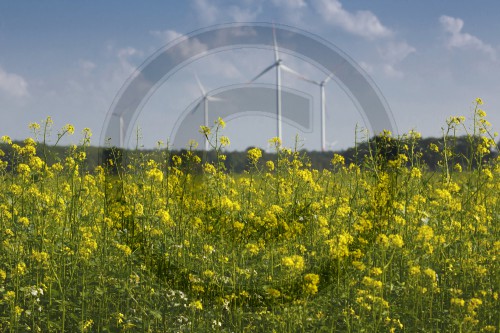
<box><xmin>1</xmin><ymin>1</ymin><xmax>499</xmax><ymax>151</ymax></box>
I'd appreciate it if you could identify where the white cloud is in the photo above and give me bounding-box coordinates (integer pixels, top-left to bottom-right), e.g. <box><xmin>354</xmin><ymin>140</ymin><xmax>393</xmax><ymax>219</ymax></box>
<box><xmin>377</xmin><ymin>41</ymin><xmax>416</xmax><ymax>78</ymax></box>
<box><xmin>0</xmin><ymin>66</ymin><xmax>29</xmax><ymax>97</ymax></box>
<box><xmin>271</xmin><ymin>0</ymin><xmax>307</xmax><ymax>9</ymax></box>
<box><xmin>439</xmin><ymin>15</ymin><xmax>496</xmax><ymax>59</ymax></box>
<box><xmin>379</xmin><ymin>41</ymin><xmax>416</xmax><ymax>63</ymax></box>
<box><xmin>150</xmin><ymin>29</ymin><xmax>208</xmax><ymax>59</ymax></box>
<box><xmin>79</xmin><ymin>60</ymin><xmax>96</xmax><ymax>76</ymax></box>
<box><xmin>191</xmin><ymin>0</ymin><xmax>220</xmax><ymax>24</ymax></box>
<box><xmin>312</xmin><ymin>0</ymin><xmax>392</xmax><ymax>39</ymax></box>
<box><xmin>150</xmin><ymin>30</ymin><xmax>183</xmax><ymax>44</ymax></box>
<box><xmin>227</xmin><ymin>5</ymin><xmax>261</xmax><ymax>22</ymax></box>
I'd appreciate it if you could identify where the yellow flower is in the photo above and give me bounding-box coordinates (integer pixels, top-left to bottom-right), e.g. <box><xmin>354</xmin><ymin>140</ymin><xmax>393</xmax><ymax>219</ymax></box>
<box><xmin>282</xmin><ymin>255</ymin><xmax>305</xmax><ymax>272</ymax></box>
<box><xmin>266</xmin><ymin>287</ymin><xmax>281</xmax><ymax>298</ymax></box>
<box><xmin>388</xmin><ymin>234</ymin><xmax>404</xmax><ymax>248</ymax></box>
<box><xmin>220</xmin><ymin>136</ymin><xmax>230</xmax><ymax>147</ymax></box>
<box><xmin>199</xmin><ymin>125</ymin><xmax>211</xmax><ymax>136</ymax></box>
<box><xmin>190</xmin><ymin>300</ymin><xmax>203</xmax><ymax>310</ymax></box>
<box><xmin>476</xmin><ymin>97</ymin><xmax>483</xmax><ymax>105</ymax></box>
<box><xmin>331</xmin><ymin>154</ymin><xmax>345</xmax><ymax>166</ymax></box>
<box><xmin>409</xmin><ymin>266</ymin><xmax>421</xmax><ymax>275</ymax></box>
<box><xmin>115</xmin><ymin>243</ymin><xmax>132</xmax><ymax>257</ymax></box>
<box><xmin>216</xmin><ymin>117</ymin><xmax>226</xmax><ymax>128</ymax></box>
<box><xmin>247</xmin><ymin>147</ymin><xmax>262</xmax><ymax>164</ymax></box>
<box><xmin>266</xmin><ymin>160</ymin><xmax>275</xmax><ymax>171</ymax></box>
<box><xmin>18</xmin><ymin>217</ymin><xmax>30</xmax><ymax>227</ymax></box>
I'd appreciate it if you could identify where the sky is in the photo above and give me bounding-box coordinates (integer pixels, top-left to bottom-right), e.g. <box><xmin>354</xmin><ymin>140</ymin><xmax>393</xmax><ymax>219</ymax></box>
<box><xmin>0</xmin><ymin>0</ymin><xmax>499</xmax><ymax>151</ymax></box>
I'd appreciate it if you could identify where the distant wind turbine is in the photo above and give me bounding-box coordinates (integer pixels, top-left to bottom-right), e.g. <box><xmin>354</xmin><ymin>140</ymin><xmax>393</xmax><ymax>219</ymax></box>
<box><xmin>191</xmin><ymin>73</ymin><xmax>223</xmax><ymax>151</ymax></box>
<box><xmin>248</xmin><ymin>25</ymin><xmax>306</xmax><ymax>143</ymax></box>
<box><xmin>285</xmin><ymin>71</ymin><xmax>334</xmax><ymax>152</ymax></box>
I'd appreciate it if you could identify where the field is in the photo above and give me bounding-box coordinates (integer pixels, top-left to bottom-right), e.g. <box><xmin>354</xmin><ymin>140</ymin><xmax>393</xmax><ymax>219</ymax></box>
<box><xmin>0</xmin><ymin>101</ymin><xmax>499</xmax><ymax>332</ymax></box>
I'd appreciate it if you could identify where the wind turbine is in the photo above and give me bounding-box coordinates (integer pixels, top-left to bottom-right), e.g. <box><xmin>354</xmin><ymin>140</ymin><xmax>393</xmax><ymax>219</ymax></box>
<box><xmin>110</xmin><ymin>112</ymin><xmax>124</xmax><ymax>147</ymax></box>
<box><xmin>285</xmin><ymin>71</ymin><xmax>334</xmax><ymax>152</ymax></box>
<box><xmin>191</xmin><ymin>73</ymin><xmax>223</xmax><ymax>151</ymax></box>
<box><xmin>248</xmin><ymin>25</ymin><xmax>304</xmax><ymax>143</ymax></box>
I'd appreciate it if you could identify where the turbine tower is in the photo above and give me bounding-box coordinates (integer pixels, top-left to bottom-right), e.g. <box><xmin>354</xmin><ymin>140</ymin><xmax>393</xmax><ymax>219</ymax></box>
<box><xmin>191</xmin><ymin>73</ymin><xmax>223</xmax><ymax>151</ymax></box>
<box><xmin>286</xmin><ymin>72</ymin><xmax>334</xmax><ymax>152</ymax></box>
<box><xmin>249</xmin><ymin>25</ymin><xmax>304</xmax><ymax>143</ymax></box>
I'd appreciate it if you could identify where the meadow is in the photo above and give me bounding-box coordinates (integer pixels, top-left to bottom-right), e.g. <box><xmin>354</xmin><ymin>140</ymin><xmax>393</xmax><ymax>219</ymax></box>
<box><xmin>0</xmin><ymin>99</ymin><xmax>498</xmax><ymax>332</ymax></box>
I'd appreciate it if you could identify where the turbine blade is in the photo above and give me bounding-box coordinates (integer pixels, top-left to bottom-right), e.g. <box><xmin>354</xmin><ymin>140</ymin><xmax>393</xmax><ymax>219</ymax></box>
<box><xmin>194</xmin><ymin>72</ymin><xmax>206</xmax><ymax>96</ymax></box>
<box><xmin>272</xmin><ymin>24</ymin><xmax>279</xmax><ymax>61</ymax></box>
<box><xmin>281</xmin><ymin>64</ymin><xmax>319</xmax><ymax>85</ymax></box>
<box><xmin>248</xmin><ymin>63</ymin><xmax>277</xmax><ymax>83</ymax></box>
<box><xmin>323</xmin><ymin>73</ymin><xmax>334</xmax><ymax>85</ymax></box>
<box><xmin>207</xmin><ymin>95</ymin><xmax>224</xmax><ymax>102</ymax></box>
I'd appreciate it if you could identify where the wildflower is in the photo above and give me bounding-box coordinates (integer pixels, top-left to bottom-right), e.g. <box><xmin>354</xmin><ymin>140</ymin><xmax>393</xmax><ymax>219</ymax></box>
<box><xmin>410</xmin><ymin>167</ymin><xmax>422</xmax><ymax>179</ymax></box>
<box><xmin>362</xmin><ymin>276</ymin><xmax>383</xmax><ymax>289</ymax></box>
<box><xmin>115</xmin><ymin>243</ymin><xmax>132</xmax><ymax>257</ymax></box>
<box><xmin>282</xmin><ymin>255</ymin><xmax>305</xmax><ymax>272</ymax></box>
<box><xmin>352</xmin><ymin>261</ymin><xmax>366</xmax><ymax>271</ymax></box>
<box><xmin>18</xmin><ymin>217</ymin><xmax>30</xmax><ymax>227</ymax></box>
<box><xmin>199</xmin><ymin>125</ymin><xmax>211</xmax><ymax>136</ymax></box>
<box><xmin>233</xmin><ymin>221</ymin><xmax>244</xmax><ymax>231</ymax></box>
<box><xmin>63</xmin><ymin>124</ymin><xmax>75</xmax><ymax>135</ymax></box>
<box><xmin>245</xmin><ymin>243</ymin><xmax>260</xmax><ymax>255</ymax></box>
<box><xmin>388</xmin><ymin>234</ymin><xmax>404</xmax><ymax>248</ymax></box>
<box><xmin>331</xmin><ymin>154</ymin><xmax>345</xmax><ymax>166</ymax></box>
<box><xmin>220</xmin><ymin>136</ymin><xmax>230</xmax><ymax>147</ymax></box>
<box><xmin>216</xmin><ymin>117</ymin><xmax>226</xmax><ymax>128</ymax></box>
<box><xmin>268</xmin><ymin>137</ymin><xmax>282</xmax><ymax>148</ymax></box>
<box><xmin>376</xmin><ymin>234</ymin><xmax>389</xmax><ymax>248</ymax></box>
<box><xmin>247</xmin><ymin>147</ymin><xmax>262</xmax><ymax>164</ymax></box>
<box><xmin>409</xmin><ymin>266</ymin><xmax>421</xmax><ymax>275</ymax></box>
<box><xmin>204</xmin><ymin>163</ymin><xmax>216</xmax><ymax>175</ymax></box>
<box><xmin>203</xmin><ymin>244</ymin><xmax>215</xmax><ymax>254</ymax></box>
<box><xmin>189</xmin><ymin>300</ymin><xmax>203</xmax><ymax>310</ymax></box>
<box><xmin>266</xmin><ymin>288</ymin><xmax>281</xmax><ymax>298</ymax></box>
<box><xmin>476</xmin><ymin>97</ymin><xmax>483</xmax><ymax>105</ymax></box>
<box><xmin>266</xmin><ymin>160</ymin><xmax>275</xmax><ymax>171</ymax></box>
<box><xmin>29</xmin><ymin>122</ymin><xmax>41</xmax><ymax>130</ymax></box>
<box><xmin>370</xmin><ymin>267</ymin><xmax>383</xmax><ymax>276</ymax></box>
<box><xmin>14</xmin><ymin>262</ymin><xmax>27</xmax><ymax>276</ymax></box>
<box><xmin>429</xmin><ymin>143</ymin><xmax>439</xmax><ymax>152</ymax></box>
<box><xmin>1</xmin><ymin>135</ymin><xmax>12</xmax><ymax>144</ymax></box>
<box><xmin>423</xmin><ymin>268</ymin><xmax>437</xmax><ymax>281</ymax></box>
<box><xmin>327</xmin><ymin>232</ymin><xmax>353</xmax><ymax>259</ymax></box>
<box><xmin>5</xmin><ymin>291</ymin><xmax>16</xmax><ymax>301</ymax></box>
<box><xmin>303</xmin><ymin>273</ymin><xmax>320</xmax><ymax>295</ymax></box>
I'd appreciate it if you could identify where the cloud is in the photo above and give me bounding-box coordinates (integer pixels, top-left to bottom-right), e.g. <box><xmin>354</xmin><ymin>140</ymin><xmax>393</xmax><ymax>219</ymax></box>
<box><xmin>79</xmin><ymin>60</ymin><xmax>96</xmax><ymax>76</ymax></box>
<box><xmin>191</xmin><ymin>0</ymin><xmax>220</xmax><ymax>25</ymax></box>
<box><xmin>270</xmin><ymin>0</ymin><xmax>307</xmax><ymax>24</ymax></box>
<box><xmin>271</xmin><ymin>0</ymin><xmax>307</xmax><ymax>9</ymax></box>
<box><xmin>377</xmin><ymin>41</ymin><xmax>416</xmax><ymax>78</ymax></box>
<box><xmin>312</xmin><ymin>0</ymin><xmax>392</xmax><ymax>39</ymax></box>
<box><xmin>227</xmin><ymin>5</ymin><xmax>261</xmax><ymax>22</ymax></box>
<box><xmin>150</xmin><ymin>30</ymin><xmax>183</xmax><ymax>44</ymax></box>
<box><xmin>379</xmin><ymin>41</ymin><xmax>416</xmax><ymax>63</ymax></box>
<box><xmin>0</xmin><ymin>66</ymin><xmax>29</xmax><ymax>97</ymax></box>
<box><xmin>150</xmin><ymin>29</ymin><xmax>208</xmax><ymax>59</ymax></box>
<box><xmin>439</xmin><ymin>15</ymin><xmax>496</xmax><ymax>59</ymax></box>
